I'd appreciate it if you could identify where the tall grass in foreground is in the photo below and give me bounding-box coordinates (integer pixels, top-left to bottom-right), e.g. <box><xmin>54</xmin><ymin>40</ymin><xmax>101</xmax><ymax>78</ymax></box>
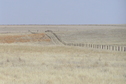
<box><xmin>0</xmin><ymin>44</ymin><xmax>126</xmax><ymax>84</ymax></box>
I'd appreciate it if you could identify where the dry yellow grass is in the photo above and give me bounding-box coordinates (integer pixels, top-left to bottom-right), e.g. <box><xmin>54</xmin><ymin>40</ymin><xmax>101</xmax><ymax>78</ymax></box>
<box><xmin>0</xmin><ymin>44</ymin><xmax>126</xmax><ymax>84</ymax></box>
<box><xmin>0</xmin><ymin>25</ymin><xmax>126</xmax><ymax>84</ymax></box>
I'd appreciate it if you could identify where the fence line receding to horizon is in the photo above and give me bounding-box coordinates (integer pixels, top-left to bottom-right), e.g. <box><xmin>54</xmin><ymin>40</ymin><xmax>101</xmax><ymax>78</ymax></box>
<box><xmin>45</xmin><ymin>30</ymin><xmax>126</xmax><ymax>52</ymax></box>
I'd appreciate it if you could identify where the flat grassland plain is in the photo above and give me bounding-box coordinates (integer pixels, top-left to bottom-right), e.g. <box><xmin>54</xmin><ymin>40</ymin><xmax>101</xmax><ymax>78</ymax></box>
<box><xmin>0</xmin><ymin>25</ymin><xmax>126</xmax><ymax>84</ymax></box>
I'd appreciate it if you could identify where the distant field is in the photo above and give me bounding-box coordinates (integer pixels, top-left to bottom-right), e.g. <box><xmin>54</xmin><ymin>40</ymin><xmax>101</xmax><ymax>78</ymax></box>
<box><xmin>56</xmin><ymin>27</ymin><xmax>126</xmax><ymax>45</ymax></box>
<box><xmin>0</xmin><ymin>25</ymin><xmax>126</xmax><ymax>45</ymax></box>
<box><xmin>0</xmin><ymin>25</ymin><xmax>126</xmax><ymax>84</ymax></box>
<box><xmin>0</xmin><ymin>24</ymin><xmax>126</xmax><ymax>33</ymax></box>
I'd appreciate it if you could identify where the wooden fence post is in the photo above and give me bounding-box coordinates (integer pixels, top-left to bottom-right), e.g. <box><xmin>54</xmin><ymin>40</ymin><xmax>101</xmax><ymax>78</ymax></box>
<box><xmin>106</xmin><ymin>45</ymin><xmax>108</xmax><ymax>50</ymax></box>
<box><xmin>115</xmin><ymin>46</ymin><xmax>118</xmax><ymax>51</ymax></box>
<box><xmin>103</xmin><ymin>45</ymin><xmax>105</xmax><ymax>49</ymax></box>
<box><xmin>120</xmin><ymin>46</ymin><xmax>123</xmax><ymax>51</ymax></box>
<box><xmin>116</xmin><ymin>46</ymin><xmax>118</xmax><ymax>51</ymax></box>
<box><xmin>97</xmin><ymin>45</ymin><xmax>99</xmax><ymax>49</ymax></box>
<box><xmin>124</xmin><ymin>47</ymin><xmax>126</xmax><ymax>52</ymax></box>
<box><xmin>91</xmin><ymin>44</ymin><xmax>92</xmax><ymax>48</ymax></box>
<box><xmin>112</xmin><ymin>46</ymin><xmax>114</xmax><ymax>51</ymax></box>
<box><xmin>117</xmin><ymin>46</ymin><xmax>119</xmax><ymax>51</ymax></box>
<box><xmin>101</xmin><ymin>45</ymin><xmax>103</xmax><ymax>49</ymax></box>
<box><xmin>92</xmin><ymin>44</ymin><xmax>94</xmax><ymax>48</ymax></box>
<box><xmin>109</xmin><ymin>45</ymin><xmax>111</xmax><ymax>50</ymax></box>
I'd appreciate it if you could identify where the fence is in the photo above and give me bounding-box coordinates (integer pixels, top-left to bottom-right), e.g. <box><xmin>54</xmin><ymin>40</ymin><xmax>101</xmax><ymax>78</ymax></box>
<box><xmin>65</xmin><ymin>43</ymin><xmax>126</xmax><ymax>52</ymax></box>
<box><xmin>46</xmin><ymin>30</ymin><xmax>126</xmax><ymax>52</ymax></box>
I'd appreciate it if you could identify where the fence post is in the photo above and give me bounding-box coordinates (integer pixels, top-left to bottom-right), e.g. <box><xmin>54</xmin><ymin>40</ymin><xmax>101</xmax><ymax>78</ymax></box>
<box><xmin>91</xmin><ymin>44</ymin><xmax>92</xmax><ymax>48</ymax></box>
<box><xmin>124</xmin><ymin>47</ymin><xmax>126</xmax><ymax>52</ymax></box>
<box><xmin>105</xmin><ymin>45</ymin><xmax>107</xmax><ymax>50</ymax></box>
<box><xmin>103</xmin><ymin>45</ymin><xmax>105</xmax><ymax>49</ymax></box>
<box><xmin>92</xmin><ymin>44</ymin><xmax>94</xmax><ymax>48</ymax></box>
<box><xmin>112</xmin><ymin>46</ymin><xmax>114</xmax><ymax>51</ymax></box>
<box><xmin>97</xmin><ymin>45</ymin><xmax>99</xmax><ymax>49</ymax></box>
<box><xmin>81</xmin><ymin>44</ymin><xmax>83</xmax><ymax>47</ymax></box>
<box><xmin>120</xmin><ymin>46</ymin><xmax>122</xmax><ymax>51</ymax></box>
<box><xmin>106</xmin><ymin>45</ymin><xmax>108</xmax><ymax>50</ymax></box>
<box><xmin>103</xmin><ymin>45</ymin><xmax>105</xmax><ymax>50</ymax></box>
<box><xmin>98</xmin><ymin>45</ymin><xmax>99</xmax><ymax>49</ymax></box>
<box><xmin>99</xmin><ymin>45</ymin><xmax>101</xmax><ymax>49</ymax></box>
<box><xmin>116</xmin><ymin>46</ymin><xmax>118</xmax><ymax>51</ymax></box>
<box><xmin>79</xmin><ymin>43</ymin><xmax>81</xmax><ymax>46</ymax></box>
<box><xmin>118</xmin><ymin>46</ymin><xmax>120</xmax><ymax>51</ymax></box>
<box><xmin>115</xmin><ymin>46</ymin><xmax>118</xmax><ymax>51</ymax></box>
<box><xmin>67</xmin><ymin>44</ymin><xmax>69</xmax><ymax>46</ymax></box>
<box><xmin>67</xmin><ymin>43</ymin><xmax>69</xmax><ymax>46</ymax></box>
<box><xmin>69</xmin><ymin>43</ymin><xmax>71</xmax><ymax>46</ymax></box>
<box><xmin>101</xmin><ymin>45</ymin><xmax>103</xmax><ymax>49</ymax></box>
<box><xmin>109</xmin><ymin>45</ymin><xmax>111</xmax><ymax>50</ymax></box>
<box><xmin>96</xmin><ymin>45</ymin><xmax>98</xmax><ymax>49</ymax></box>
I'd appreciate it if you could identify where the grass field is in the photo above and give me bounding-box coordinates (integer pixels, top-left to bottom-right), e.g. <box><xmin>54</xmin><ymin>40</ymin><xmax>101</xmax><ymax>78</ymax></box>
<box><xmin>0</xmin><ymin>44</ymin><xmax>126</xmax><ymax>84</ymax></box>
<box><xmin>0</xmin><ymin>25</ymin><xmax>126</xmax><ymax>84</ymax></box>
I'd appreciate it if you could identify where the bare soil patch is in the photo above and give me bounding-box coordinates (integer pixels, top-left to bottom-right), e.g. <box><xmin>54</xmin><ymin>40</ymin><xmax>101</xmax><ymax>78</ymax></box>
<box><xmin>0</xmin><ymin>33</ymin><xmax>50</xmax><ymax>43</ymax></box>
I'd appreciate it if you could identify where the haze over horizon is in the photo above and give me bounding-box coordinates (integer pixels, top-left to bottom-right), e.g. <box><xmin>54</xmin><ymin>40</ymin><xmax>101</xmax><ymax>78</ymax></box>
<box><xmin>0</xmin><ymin>0</ymin><xmax>126</xmax><ymax>24</ymax></box>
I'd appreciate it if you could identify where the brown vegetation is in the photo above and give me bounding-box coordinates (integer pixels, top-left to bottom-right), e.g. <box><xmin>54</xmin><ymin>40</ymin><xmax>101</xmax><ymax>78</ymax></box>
<box><xmin>0</xmin><ymin>33</ymin><xmax>50</xmax><ymax>43</ymax></box>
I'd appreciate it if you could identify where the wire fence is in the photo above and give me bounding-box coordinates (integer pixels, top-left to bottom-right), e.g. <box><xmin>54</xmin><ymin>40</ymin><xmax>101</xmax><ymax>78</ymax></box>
<box><xmin>46</xmin><ymin>30</ymin><xmax>126</xmax><ymax>52</ymax></box>
<box><xmin>65</xmin><ymin>43</ymin><xmax>126</xmax><ymax>52</ymax></box>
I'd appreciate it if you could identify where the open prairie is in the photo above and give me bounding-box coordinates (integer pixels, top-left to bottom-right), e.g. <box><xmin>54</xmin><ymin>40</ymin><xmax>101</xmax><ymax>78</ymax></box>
<box><xmin>0</xmin><ymin>25</ymin><xmax>126</xmax><ymax>84</ymax></box>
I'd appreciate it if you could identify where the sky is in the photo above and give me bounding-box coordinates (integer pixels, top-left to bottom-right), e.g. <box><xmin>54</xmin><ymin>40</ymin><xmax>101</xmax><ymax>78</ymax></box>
<box><xmin>0</xmin><ymin>0</ymin><xmax>126</xmax><ymax>24</ymax></box>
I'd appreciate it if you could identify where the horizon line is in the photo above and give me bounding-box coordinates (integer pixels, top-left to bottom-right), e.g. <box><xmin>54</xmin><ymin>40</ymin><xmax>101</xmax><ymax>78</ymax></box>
<box><xmin>0</xmin><ymin>24</ymin><xmax>126</xmax><ymax>26</ymax></box>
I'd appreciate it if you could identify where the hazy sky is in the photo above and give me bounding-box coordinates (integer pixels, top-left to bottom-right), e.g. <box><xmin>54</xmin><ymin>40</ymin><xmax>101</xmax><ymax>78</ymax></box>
<box><xmin>0</xmin><ymin>0</ymin><xmax>126</xmax><ymax>24</ymax></box>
